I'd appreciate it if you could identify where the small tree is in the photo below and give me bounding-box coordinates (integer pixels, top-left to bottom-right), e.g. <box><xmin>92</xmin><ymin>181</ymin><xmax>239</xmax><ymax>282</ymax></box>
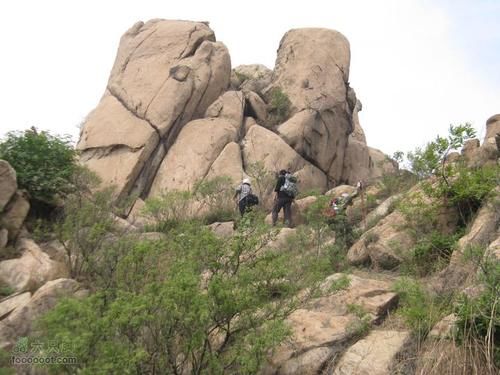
<box><xmin>0</xmin><ymin>128</ymin><xmax>77</xmax><ymax>205</ymax></box>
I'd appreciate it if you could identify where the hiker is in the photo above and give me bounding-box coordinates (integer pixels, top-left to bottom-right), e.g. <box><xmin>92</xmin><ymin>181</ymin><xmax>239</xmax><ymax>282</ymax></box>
<box><xmin>272</xmin><ymin>170</ymin><xmax>298</xmax><ymax>227</ymax></box>
<box><xmin>234</xmin><ymin>178</ymin><xmax>259</xmax><ymax>216</ymax></box>
<box><xmin>325</xmin><ymin>181</ymin><xmax>363</xmax><ymax>218</ymax></box>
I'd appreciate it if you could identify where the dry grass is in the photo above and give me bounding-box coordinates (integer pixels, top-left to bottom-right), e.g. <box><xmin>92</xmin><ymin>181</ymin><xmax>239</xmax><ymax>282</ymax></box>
<box><xmin>414</xmin><ymin>336</ymin><xmax>498</xmax><ymax>375</ymax></box>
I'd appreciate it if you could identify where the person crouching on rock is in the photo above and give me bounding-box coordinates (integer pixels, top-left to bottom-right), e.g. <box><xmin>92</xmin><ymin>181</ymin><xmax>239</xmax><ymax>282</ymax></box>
<box><xmin>234</xmin><ymin>178</ymin><xmax>259</xmax><ymax>216</ymax></box>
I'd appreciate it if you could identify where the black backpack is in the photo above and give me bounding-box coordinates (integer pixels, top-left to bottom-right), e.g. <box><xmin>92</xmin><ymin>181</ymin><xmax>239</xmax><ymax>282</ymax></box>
<box><xmin>245</xmin><ymin>193</ymin><xmax>259</xmax><ymax>206</ymax></box>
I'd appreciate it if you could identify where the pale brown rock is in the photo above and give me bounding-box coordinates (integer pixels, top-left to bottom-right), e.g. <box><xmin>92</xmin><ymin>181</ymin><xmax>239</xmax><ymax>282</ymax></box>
<box><xmin>78</xmin><ymin>20</ymin><xmax>231</xmax><ymax>202</ymax></box>
<box><xmin>242</xmin><ymin>125</ymin><xmax>327</xmax><ymax>193</ymax></box>
<box><xmin>484</xmin><ymin>114</ymin><xmax>500</xmax><ymax>147</ymax></box>
<box><xmin>150</xmin><ymin>118</ymin><xmax>238</xmax><ymax>194</ymax></box>
<box><xmin>272</xmin><ymin>28</ymin><xmax>350</xmax><ymax>113</ymax></box>
<box><xmin>127</xmin><ymin>198</ymin><xmax>155</xmax><ymax>229</ymax></box>
<box><xmin>485</xmin><ymin>234</ymin><xmax>500</xmax><ymax>261</ymax></box>
<box><xmin>348</xmin><ymin>211</ymin><xmax>414</xmax><ymax>269</ymax></box>
<box><xmin>342</xmin><ymin>137</ymin><xmax>371</xmax><ymax>184</ymax></box>
<box><xmin>0</xmin><ymin>191</ymin><xmax>30</xmax><ymax>241</ymax></box>
<box><xmin>208</xmin><ymin>222</ymin><xmax>234</xmax><ymax>238</ymax></box>
<box><xmin>244</xmin><ymin>91</ymin><xmax>268</xmax><ymax>123</ymax></box>
<box><xmin>333</xmin><ymin>330</ymin><xmax>412</xmax><ymax>375</ymax></box>
<box><xmin>461</xmin><ymin>138</ymin><xmax>480</xmax><ymax>159</ymax></box>
<box><xmin>0</xmin><ymin>292</ymin><xmax>31</xmax><ymax>319</ymax></box>
<box><xmin>232</xmin><ymin>64</ymin><xmax>272</xmax><ymax>94</ymax></box>
<box><xmin>0</xmin><ymin>239</ymin><xmax>69</xmax><ymax>293</ymax></box>
<box><xmin>0</xmin><ymin>229</ymin><xmax>7</xmax><ymax>250</ymax></box>
<box><xmin>368</xmin><ymin>147</ymin><xmax>398</xmax><ymax>179</ymax></box>
<box><xmin>243</xmin><ymin>116</ymin><xmax>257</xmax><ymax>135</ymax></box>
<box><xmin>77</xmin><ymin>93</ymin><xmax>157</xmax><ymax>150</ymax></box>
<box><xmin>205</xmin><ymin>91</ymin><xmax>245</xmax><ymax>129</ymax></box>
<box><xmin>205</xmin><ymin>142</ymin><xmax>244</xmax><ymax>184</ymax></box>
<box><xmin>265</xmin><ymin>273</ymin><xmax>399</xmax><ymax>374</ymax></box>
<box><xmin>269</xmin><ymin>29</ymin><xmax>355</xmax><ymax>185</ymax></box>
<box><xmin>364</xmin><ymin>194</ymin><xmax>401</xmax><ymax>229</ymax></box>
<box><xmin>450</xmin><ymin>192</ymin><xmax>500</xmax><ymax>265</ymax></box>
<box><xmin>0</xmin><ymin>160</ymin><xmax>17</xmax><ymax>212</ymax></box>
<box><xmin>0</xmin><ymin>279</ymin><xmax>82</xmax><ymax>350</ymax></box>
<box><xmin>278</xmin><ymin>110</ymin><xmax>351</xmax><ymax>179</ymax></box>
<box><xmin>428</xmin><ymin>314</ymin><xmax>458</xmax><ymax>339</ymax></box>
<box><xmin>326</xmin><ymin>185</ymin><xmax>357</xmax><ymax>197</ymax></box>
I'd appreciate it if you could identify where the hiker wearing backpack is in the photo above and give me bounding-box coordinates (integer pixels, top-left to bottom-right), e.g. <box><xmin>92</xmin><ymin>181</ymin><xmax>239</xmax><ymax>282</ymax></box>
<box><xmin>271</xmin><ymin>170</ymin><xmax>298</xmax><ymax>227</ymax></box>
<box><xmin>234</xmin><ymin>178</ymin><xmax>259</xmax><ymax>216</ymax></box>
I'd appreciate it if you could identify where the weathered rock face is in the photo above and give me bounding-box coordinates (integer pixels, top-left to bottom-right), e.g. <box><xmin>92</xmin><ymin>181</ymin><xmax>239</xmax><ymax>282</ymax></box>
<box><xmin>0</xmin><ymin>191</ymin><xmax>30</xmax><ymax>242</ymax></box>
<box><xmin>270</xmin><ymin>28</ymin><xmax>353</xmax><ymax>185</ymax></box>
<box><xmin>0</xmin><ymin>239</ymin><xmax>68</xmax><ymax>293</ymax></box>
<box><xmin>150</xmin><ymin>118</ymin><xmax>238</xmax><ymax>194</ymax></box>
<box><xmin>231</xmin><ymin>64</ymin><xmax>273</xmax><ymax>94</ymax></box>
<box><xmin>484</xmin><ymin>114</ymin><xmax>500</xmax><ymax>148</ymax></box>
<box><xmin>333</xmin><ymin>330</ymin><xmax>412</xmax><ymax>375</ymax></box>
<box><xmin>264</xmin><ymin>273</ymin><xmax>399</xmax><ymax>374</ymax></box>
<box><xmin>368</xmin><ymin>147</ymin><xmax>398</xmax><ymax>179</ymax></box>
<box><xmin>242</xmin><ymin>125</ymin><xmax>328</xmax><ymax>193</ymax></box>
<box><xmin>77</xmin><ymin>21</ymin><xmax>395</xmax><ymax>211</ymax></box>
<box><xmin>0</xmin><ymin>279</ymin><xmax>83</xmax><ymax>350</ymax></box>
<box><xmin>0</xmin><ymin>292</ymin><xmax>31</xmax><ymax>320</ymax></box>
<box><xmin>77</xmin><ymin>20</ymin><xmax>231</xmax><ymax>202</ymax></box>
<box><xmin>0</xmin><ymin>161</ymin><xmax>17</xmax><ymax>212</ymax></box>
<box><xmin>348</xmin><ymin>211</ymin><xmax>414</xmax><ymax>269</ymax></box>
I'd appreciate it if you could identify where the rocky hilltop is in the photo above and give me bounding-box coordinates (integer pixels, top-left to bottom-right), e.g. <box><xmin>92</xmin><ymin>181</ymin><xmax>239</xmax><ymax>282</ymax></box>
<box><xmin>0</xmin><ymin>19</ymin><xmax>498</xmax><ymax>375</ymax></box>
<box><xmin>77</xmin><ymin>19</ymin><xmax>394</xmax><ymax>209</ymax></box>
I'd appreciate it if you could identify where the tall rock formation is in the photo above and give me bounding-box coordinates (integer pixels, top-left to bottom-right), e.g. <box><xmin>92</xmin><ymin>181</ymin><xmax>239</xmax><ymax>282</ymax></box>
<box><xmin>77</xmin><ymin>20</ymin><xmax>395</xmax><ymax>212</ymax></box>
<box><xmin>77</xmin><ymin>20</ymin><xmax>231</xmax><ymax>202</ymax></box>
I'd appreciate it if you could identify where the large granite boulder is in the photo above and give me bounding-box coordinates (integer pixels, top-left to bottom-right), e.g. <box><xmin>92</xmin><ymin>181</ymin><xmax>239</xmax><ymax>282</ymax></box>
<box><xmin>77</xmin><ymin>20</ymin><xmax>231</xmax><ymax>202</ymax></box>
<box><xmin>0</xmin><ymin>191</ymin><xmax>30</xmax><ymax>242</ymax></box>
<box><xmin>270</xmin><ymin>28</ymin><xmax>353</xmax><ymax>185</ymax></box>
<box><xmin>0</xmin><ymin>239</ymin><xmax>68</xmax><ymax>293</ymax></box>
<box><xmin>332</xmin><ymin>330</ymin><xmax>412</xmax><ymax>374</ymax></box>
<box><xmin>150</xmin><ymin>117</ymin><xmax>238</xmax><ymax>194</ymax></box>
<box><xmin>231</xmin><ymin>64</ymin><xmax>273</xmax><ymax>94</ymax></box>
<box><xmin>0</xmin><ymin>160</ymin><xmax>17</xmax><ymax>212</ymax></box>
<box><xmin>0</xmin><ymin>279</ymin><xmax>84</xmax><ymax>350</ymax></box>
<box><xmin>484</xmin><ymin>114</ymin><xmax>500</xmax><ymax>148</ymax></box>
<box><xmin>242</xmin><ymin>125</ymin><xmax>327</xmax><ymax>194</ymax></box>
<box><xmin>264</xmin><ymin>273</ymin><xmax>399</xmax><ymax>374</ymax></box>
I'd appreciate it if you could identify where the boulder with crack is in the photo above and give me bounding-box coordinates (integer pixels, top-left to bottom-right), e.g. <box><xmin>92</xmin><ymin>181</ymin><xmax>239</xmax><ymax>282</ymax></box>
<box><xmin>77</xmin><ymin>20</ymin><xmax>231</xmax><ymax>203</ymax></box>
<box><xmin>263</xmin><ymin>273</ymin><xmax>399</xmax><ymax>375</ymax></box>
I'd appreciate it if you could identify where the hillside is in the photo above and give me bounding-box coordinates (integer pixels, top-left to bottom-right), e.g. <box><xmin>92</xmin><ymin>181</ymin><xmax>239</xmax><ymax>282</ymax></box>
<box><xmin>0</xmin><ymin>19</ymin><xmax>498</xmax><ymax>375</ymax></box>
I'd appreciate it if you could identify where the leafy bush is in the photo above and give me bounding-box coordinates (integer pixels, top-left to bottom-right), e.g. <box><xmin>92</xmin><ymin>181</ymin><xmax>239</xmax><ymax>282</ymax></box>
<box><xmin>400</xmin><ymin>231</ymin><xmax>462</xmax><ymax>277</ymax></box>
<box><xmin>193</xmin><ymin>175</ymin><xmax>236</xmax><ymax>223</ymax></box>
<box><xmin>268</xmin><ymin>88</ymin><xmax>291</xmax><ymax>125</ymax></box>
<box><xmin>394</xmin><ymin>278</ymin><xmax>451</xmax><ymax>342</ymax></box>
<box><xmin>35</xmin><ymin>212</ymin><xmax>328</xmax><ymax>374</ymax></box>
<box><xmin>0</xmin><ymin>128</ymin><xmax>77</xmax><ymax>204</ymax></box>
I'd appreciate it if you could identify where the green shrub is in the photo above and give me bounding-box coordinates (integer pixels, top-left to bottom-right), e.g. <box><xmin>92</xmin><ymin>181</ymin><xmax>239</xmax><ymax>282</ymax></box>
<box><xmin>35</xmin><ymin>212</ymin><xmax>328</xmax><ymax>374</ymax></box>
<box><xmin>363</xmin><ymin>232</ymin><xmax>379</xmax><ymax>246</ymax></box>
<box><xmin>0</xmin><ymin>128</ymin><xmax>77</xmax><ymax>204</ymax></box>
<box><xmin>401</xmin><ymin>230</ymin><xmax>462</xmax><ymax>277</ymax></box>
<box><xmin>454</xmin><ymin>254</ymin><xmax>500</xmax><ymax>367</ymax></box>
<box><xmin>268</xmin><ymin>88</ymin><xmax>291</xmax><ymax>125</ymax></box>
<box><xmin>394</xmin><ymin>278</ymin><xmax>451</xmax><ymax>341</ymax></box>
<box><xmin>346</xmin><ymin>304</ymin><xmax>371</xmax><ymax>338</ymax></box>
<box><xmin>193</xmin><ymin>176</ymin><xmax>236</xmax><ymax>223</ymax></box>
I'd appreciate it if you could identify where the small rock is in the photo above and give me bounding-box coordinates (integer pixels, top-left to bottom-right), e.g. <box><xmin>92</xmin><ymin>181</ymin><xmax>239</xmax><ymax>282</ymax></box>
<box><xmin>0</xmin><ymin>160</ymin><xmax>17</xmax><ymax>212</ymax></box>
<box><xmin>428</xmin><ymin>314</ymin><xmax>458</xmax><ymax>339</ymax></box>
<box><xmin>333</xmin><ymin>330</ymin><xmax>412</xmax><ymax>375</ymax></box>
<box><xmin>0</xmin><ymin>292</ymin><xmax>31</xmax><ymax>320</ymax></box>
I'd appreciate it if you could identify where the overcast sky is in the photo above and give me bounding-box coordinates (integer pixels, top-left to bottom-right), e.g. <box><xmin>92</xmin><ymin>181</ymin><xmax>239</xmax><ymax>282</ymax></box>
<box><xmin>0</xmin><ymin>0</ymin><xmax>498</xmax><ymax>156</ymax></box>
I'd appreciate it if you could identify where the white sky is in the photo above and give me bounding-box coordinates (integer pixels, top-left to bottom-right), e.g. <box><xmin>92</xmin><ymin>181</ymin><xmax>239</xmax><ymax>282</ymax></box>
<box><xmin>0</xmin><ymin>0</ymin><xmax>499</xmax><ymax>156</ymax></box>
